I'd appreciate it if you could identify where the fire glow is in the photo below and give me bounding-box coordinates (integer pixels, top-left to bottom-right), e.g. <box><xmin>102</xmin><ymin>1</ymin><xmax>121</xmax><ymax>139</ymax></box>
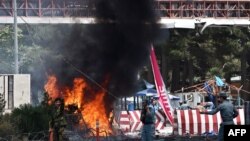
<box><xmin>44</xmin><ymin>75</ymin><xmax>112</xmax><ymax>136</ymax></box>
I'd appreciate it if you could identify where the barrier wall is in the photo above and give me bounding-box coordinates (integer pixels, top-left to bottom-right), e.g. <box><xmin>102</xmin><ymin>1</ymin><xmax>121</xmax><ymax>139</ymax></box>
<box><xmin>174</xmin><ymin>109</ymin><xmax>245</xmax><ymax>135</ymax></box>
<box><xmin>116</xmin><ymin>108</ymin><xmax>245</xmax><ymax>136</ymax></box>
<box><xmin>117</xmin><ymin>110</ymin><xmax>167</xmax><ymax>132</ymax></box>
<box><xmin>118</xmin><ymin>111</ymin><xmax>130</xmax><ymax>132</ymax></box>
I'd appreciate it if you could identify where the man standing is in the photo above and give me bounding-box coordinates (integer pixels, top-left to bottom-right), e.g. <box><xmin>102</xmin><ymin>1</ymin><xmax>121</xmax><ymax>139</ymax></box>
<box><xmin>150</xmin><ymin>98</ymin><xmax>159</xmax><ymax>136</ymax></box>
<box><xmin>49</xmin><ymin>98</ymin><xmax>67</xmax><ymax>141</ymax></box>
<box><xmin>151</xmin><ymin>98</ymin><xmax>159</xmax><ymax>112</ymax></box>
<box><xmin>200</xmin><ymin>92</ymin><xmax>239</xmax><ymax>141</ymax></box>
<box><xmin>140</xmin><ymin>99</ymin><xmax>155</xmax><ymax>141</ymax></box>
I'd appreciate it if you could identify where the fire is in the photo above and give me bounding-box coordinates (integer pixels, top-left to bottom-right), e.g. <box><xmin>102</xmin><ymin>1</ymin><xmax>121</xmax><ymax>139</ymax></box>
<box><xmin>82</xmin><ymin>91</ymin><xmax>112</xmax><ymax>134</ymax></box>
<box><xmin>44</xmin><ymin>75</ymin><xmax>59</xmax><ymax>99</ymax></box>
<box><xmin>64</xmin><ymin>78</ymin><xmax>86</xmax><ymax>108</ymax></box>
<box><xmin>44</xmin><ymin>75</ymin><xmax>112</xmax><ymax>136</ymax></box>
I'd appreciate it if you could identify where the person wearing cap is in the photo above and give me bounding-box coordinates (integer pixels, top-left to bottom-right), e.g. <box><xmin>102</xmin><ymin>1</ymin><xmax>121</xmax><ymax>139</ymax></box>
<box><xmin>200</xmin><ymin>92</ymin><xmax>239</xmax><ymax>141</ymax></box>
<box><xmin>140</xmin><ymin>99</ymin><xmax>155</xmax><ymax>141</ymax></box>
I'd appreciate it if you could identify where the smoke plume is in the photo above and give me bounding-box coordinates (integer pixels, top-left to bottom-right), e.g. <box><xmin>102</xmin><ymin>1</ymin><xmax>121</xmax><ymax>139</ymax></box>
<box><xmin>44</xmin><ymin>0</ymin><xmax>160</xmax><ymax>106</ymax></box>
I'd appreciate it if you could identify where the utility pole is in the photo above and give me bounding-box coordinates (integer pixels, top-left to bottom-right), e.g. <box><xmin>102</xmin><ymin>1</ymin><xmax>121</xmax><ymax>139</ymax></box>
<box><xmin>14</xmin><ymin>0</ymin><xmax>19</xmax><ymax>74</ymax></box>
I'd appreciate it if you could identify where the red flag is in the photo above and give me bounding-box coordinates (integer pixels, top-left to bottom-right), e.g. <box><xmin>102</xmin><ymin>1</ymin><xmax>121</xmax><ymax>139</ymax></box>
<box><xmin>150</xmin><ymin>45</ymin><xmax>174</xmax><ymax>125</ymax></box>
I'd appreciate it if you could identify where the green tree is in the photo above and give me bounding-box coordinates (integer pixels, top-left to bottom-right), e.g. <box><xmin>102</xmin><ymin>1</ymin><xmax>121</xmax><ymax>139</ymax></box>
<box><xmin>162</xmin><ymin>27</ymin><xmax>249</xmax><ymax>93</ymax></box>
<box><xmin>0</xmin><ymin>25</ymin><xmax>15</xmax><ymax>73</ymax></box>
<box><xmin>165</xmin><ymin>29</ymin><xmax>197</xmax><ymax>92</ymax></box>
<box><xmin>10</xmin><ymin>104</ymin><xmax>50</xmax><ymax>134</ymax></box>
<box><xmin>0</xmin><ymin>25</ymin><xmax>23</xmax><ymax>73</ymax></box>
<box><xmin>0</xmin><ymin>114</ymin><xmax>15</xmax><ymax>138</ymax></box>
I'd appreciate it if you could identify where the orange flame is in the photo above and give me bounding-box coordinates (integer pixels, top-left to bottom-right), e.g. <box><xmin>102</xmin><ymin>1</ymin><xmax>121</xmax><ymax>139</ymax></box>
<box><xmin>44</xmin><ymin>75</ymin><xmax>112</xmax><ymax>136</ymax></box>
<box><xmin>64</xmin><ymin>78</ymin><xmax>86</xmax><ymax>108</ymax></box>
<box><xmin>44</xmin><ymin>75</ymin><xmax>59</xmax><ymax>99</ymax></box>
<box><xmin>82</xmin><ymin>91</ymin><xmax>111</xmax><ymax>134</ymax></box>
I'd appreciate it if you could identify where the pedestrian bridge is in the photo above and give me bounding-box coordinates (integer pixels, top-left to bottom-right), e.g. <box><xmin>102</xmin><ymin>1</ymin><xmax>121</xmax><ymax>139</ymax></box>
<box><xmin>1</xmin><ymin>0</ymin><xmax>250</xmax><ymax>30</ymax></box>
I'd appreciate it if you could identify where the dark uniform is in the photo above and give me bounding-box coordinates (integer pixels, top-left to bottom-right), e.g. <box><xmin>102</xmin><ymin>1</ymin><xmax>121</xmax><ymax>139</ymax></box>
<box><xmin>200</xmin><ymin>92</ymin><xmax>238</xmax><ymax>141</ymax></box>
<box><xmin>140</xmin><ymin>100</ymin><xmax>155</xmax><ymax>141</ymax></box>
<box><xmin>49</xmin><ymin>98</ymin><xmax>67</xmax><ymax>141</ymax></box>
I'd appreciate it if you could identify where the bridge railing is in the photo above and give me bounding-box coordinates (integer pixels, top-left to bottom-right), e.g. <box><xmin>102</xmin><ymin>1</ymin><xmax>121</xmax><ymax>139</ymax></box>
<box><xmin>0</xmin><ymin>0</ymin><xmax>249</xmax><ymax>18</ymax></box>
<box><xmin>0</xmin><ymin>0</ymin><xmax>95</xmax><ymax>17</ymax></box>
<box><xmin>154</xmin><ymin>0</ymin><xmax>250</xmax><ymax>18</ymax></box>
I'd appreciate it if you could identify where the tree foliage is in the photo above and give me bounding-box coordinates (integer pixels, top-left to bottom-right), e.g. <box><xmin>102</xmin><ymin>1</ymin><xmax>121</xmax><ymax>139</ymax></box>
<box><xmin>10</xmin><ymin>104</ymin><xmax>50</xmax><ymax>133</ymax></box>
<box><xmin>160</xmin><ymin>27</ymin><xmax>250</xmax><ymax>92</ymax></box>
<box><xmin>0</xmin><ymin>25</ymin><xmax>16</xmax><ymax>73</ymax></box>
<box><xmin>0</xmin><ymin>114</ymin><xmax>15</xmax><ymax>138</ymax></box>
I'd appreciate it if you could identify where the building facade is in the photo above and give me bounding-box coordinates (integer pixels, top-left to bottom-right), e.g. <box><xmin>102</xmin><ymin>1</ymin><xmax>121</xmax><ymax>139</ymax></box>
<box><xmin>0</xmin><ymin>74</ymin><xmax>31</xmax><ymax>114</ymax></box>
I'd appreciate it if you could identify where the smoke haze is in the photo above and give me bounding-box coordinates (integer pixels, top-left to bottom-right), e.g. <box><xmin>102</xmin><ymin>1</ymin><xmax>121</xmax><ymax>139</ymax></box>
<box><xmin>41</xmin><ymin>0</ymin><xmax>160</xmax><ymax>106</ymax></box>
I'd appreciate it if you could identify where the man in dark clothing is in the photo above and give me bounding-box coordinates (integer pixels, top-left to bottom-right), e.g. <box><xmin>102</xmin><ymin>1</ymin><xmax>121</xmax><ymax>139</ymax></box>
<box><xmin>200</xmin><ymin>92</ymin><xmax>239</xmax><ymax>141</ymax></box>
<box><xmin>49</xmin><ymin>98</ymin><xmax>67</xmax><ymax>141</ymax></box>
<box><xmin>140</xmin><ymin>99</ymin><xmax>155</xmax><ymax>141</ymax></box>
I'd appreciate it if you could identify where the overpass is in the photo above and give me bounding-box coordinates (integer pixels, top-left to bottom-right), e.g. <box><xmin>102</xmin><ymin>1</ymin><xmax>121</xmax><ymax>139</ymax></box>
<box><xmin>1</xmin><ymin>0</ymin><xmax>250</xmax><ymax>31</ymax></box>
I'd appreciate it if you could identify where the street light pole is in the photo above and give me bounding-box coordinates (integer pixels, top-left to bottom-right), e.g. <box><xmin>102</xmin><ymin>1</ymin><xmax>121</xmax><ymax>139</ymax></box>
<box><xmin>14</xmin><ymin>0</ymin><xmax>19</xmax><ymax>74</ymax></box>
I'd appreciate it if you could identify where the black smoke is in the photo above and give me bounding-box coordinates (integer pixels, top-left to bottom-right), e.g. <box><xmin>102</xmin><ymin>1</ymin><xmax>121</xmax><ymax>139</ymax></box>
<box><xmin>44</xmin><ymin>0</ymin><xmax>160</xmax><ymax>107</ymax></box>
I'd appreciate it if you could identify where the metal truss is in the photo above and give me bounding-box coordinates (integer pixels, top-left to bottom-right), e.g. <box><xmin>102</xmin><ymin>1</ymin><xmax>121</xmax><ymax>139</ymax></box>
<box><xmin>0</xmin><ymin>0</ymin><xmax>94</xmax><ymax>17</ymax></box>
<box><xmin>0</xmin><ymin>0</ymin><xmax>249</xmax><ymax>18</ymax></box>
<box><xmin>155</xmin><ymin>0</ymin><xmax>250</xmax><ymax>18</ymax></box>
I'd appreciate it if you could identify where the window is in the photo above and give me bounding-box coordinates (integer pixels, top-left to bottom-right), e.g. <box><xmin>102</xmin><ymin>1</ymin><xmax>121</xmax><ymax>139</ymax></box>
<box><xmin>8</xmin><ymin>75</ymin><xmax>14</xmax><ymax>109</ymax></box>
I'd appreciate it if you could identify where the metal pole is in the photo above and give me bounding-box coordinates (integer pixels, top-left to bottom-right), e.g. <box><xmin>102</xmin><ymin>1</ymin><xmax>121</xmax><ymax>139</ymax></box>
<box><xmin>96</xmin><ymin>119</ymin><xmax>100</xmax><ymax>141</ymax></box>
<box><xmin>238</xmin><ymin>85</ymin><xmax>243</xmax><ymax>107</ymax></box>
<box><xmin>14</xmin><ymin>0</ymin><xmax>19</xmax><ymax>74</ymax></box>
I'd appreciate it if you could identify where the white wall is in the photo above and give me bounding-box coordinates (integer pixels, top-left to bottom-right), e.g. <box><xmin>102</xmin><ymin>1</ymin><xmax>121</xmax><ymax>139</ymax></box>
<box><xmin>13</xmin><ymin>74</ymin><xmax>31</xmax><ymax>107</ymax></box>
<box><xmin>0</xmin><ymin>74</ymin><xmax>31</xmax><ymax>114</ymax></box>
